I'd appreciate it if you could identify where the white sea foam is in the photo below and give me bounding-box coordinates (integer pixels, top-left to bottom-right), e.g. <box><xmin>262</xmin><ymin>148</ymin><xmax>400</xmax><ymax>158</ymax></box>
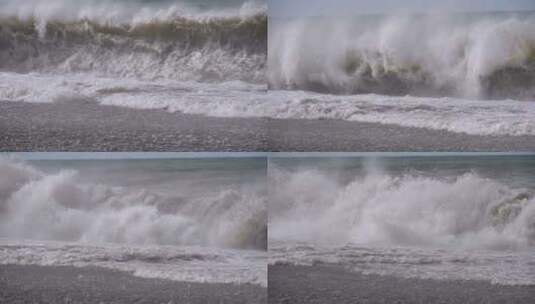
<box><xmin>2</xmin><ymin>72</ymin><xmax>534</xmax><ymax>136</ymax></box>
<box><xmin>0</xmin><ymin>0</ymin><xmax>267</xmax><ymax>25</ymax></box>
<box><xmin>269</xmin><ymin>241</ymin><xmax>535</xmax><ymax>286</ymax></box>
<box><xmin>0</xmin><ymin>71</ymin><xmax>267</xmax><ymax>113</ymax></box>
<box><xmin>269</xmin><ymin>13</ymin><xmax>535</xmax><ymax>99</ymax></box>
<box><xmin>0</xmin><ymin>1</ymin><xmax>266</xmax><ymax>83</ymax></box>
<box><xmin>263</xmin><ymin>90</ymin><xmax>535</xmax><ymax>136</ymax></box>
<box><xmin>269</xmin><ymin>166</ymin><xmax>535</xmax><ymax>249</ymax></box>
<box><xmin>0</xmin><ymin>157</ymin><xmax>267</xmax><ymax>250</ymax></box>
<box><xmin>0</xmin><ymin>156</ymin><xmax>267</xmax><ymax>286</ymax></box>
<box><xmin>0</xmin><ymin>239</ymin><xmax>267</xmax><ymax>286</ymax></box>
<box><xmin>2</xmin><ymin>71</ymin><xmax>534</xmax><ymax>136</ymax></box>
<box><xmin>268</xmin><ymin>161</ymin><xmax>535</xmax><ymax>285</ymax></box>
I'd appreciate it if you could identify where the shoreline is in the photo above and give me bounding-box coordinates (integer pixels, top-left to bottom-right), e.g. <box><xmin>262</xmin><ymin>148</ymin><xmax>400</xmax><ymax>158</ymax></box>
<box><xmin>2</xmin><ymin>100</ymin><xmax>535</xmax><ymax>151</ymax></box>
<box><xmin>0</xmin><ymin>100</ymin><xmax>269</xmax><ymax>152</ymax></box>
<box><xmin>267</xmin><ymin>117</ymin><xmax>535</xmax><ymax>152</ymax></box>
<box><xmin>268</xmin><ymin>264</ymin><xmax>535</xmax><ymax>304</ymax></box>
<box><xmin>0</xmin><ymin>264</ymin><xmax>266</xmax><ymax>304</ymax></box>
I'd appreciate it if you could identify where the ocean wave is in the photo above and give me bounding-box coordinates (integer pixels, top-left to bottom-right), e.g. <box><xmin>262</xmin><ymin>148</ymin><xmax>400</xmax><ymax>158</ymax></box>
<box><xmin>268</xmin><ymin>13</ymin><xmax>535</xmax><ymax>99</ymax></box>
<box><xmin>0</xmin><ymin>0</ymin><xmax>266</xmax><ymax>25</ymax></box>
<box><xmin>0</xmin><ymin>1</ymin><xmax>266</xmax><ymax>82</ymax></box>
<box><xmin>0</xmin><ymin>157</ymin><xmax>267</xmax><ymax>250</ymax></box>
<box><xmin>2</xmin><ymin>72</ymin><xmax>533</xmax><ymax>136</ymax></box>
<box><xmin>269</xmin><ymin>164</ymin><xmax>535</xmax><ymax>250</ymax></box>
<box><xmin>262</xmin><ymin>91</ymin><xmax>535</xmax><ymax>136</ymax></box>
<box><xmin>0</xmin><ymin>239</ymin><xmax>268</xmax><ymax>286</ymax></box>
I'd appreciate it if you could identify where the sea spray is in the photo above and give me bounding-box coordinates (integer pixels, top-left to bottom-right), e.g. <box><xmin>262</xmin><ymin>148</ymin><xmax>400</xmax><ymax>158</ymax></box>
<box><xmin>269</xmin><ymin>162</ymin><xmax>535</xmax><ymax>250</ymax></box>
<box><xmin>268</xmin><ymin>156</ymin><xmax>535</xmax><ymax>286</ymax></box>
<box><xmin>0</xmin><ymin>0</ymin><xmax>267</xmax><ymax>83</ymax></box>
<box><xmin>0</xmin><ymin>157</ymin><xmax>267</xmax><ymax>250</ymax></box>
<box><xmin>269</xmin><ymin>12</ymin><xmax>535</xmax><ymax>99</ymax></box>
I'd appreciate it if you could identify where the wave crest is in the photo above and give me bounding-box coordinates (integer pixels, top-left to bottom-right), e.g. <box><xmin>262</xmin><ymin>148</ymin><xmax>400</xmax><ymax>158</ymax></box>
<box><xmin>0</xmin><ymin>5</ymin><xmax>266</xmax><ymax>82</ymax></box>
<box><xmin>0</xmin><ymin>157</ymin><xmax>267</xmax><ymax>250</ymax></box>
<box><xmin>269</xmin><ymin>165</ymin><xmax>535</xmax><ymax>250</ymax></box>
<box><xmin>268</xmin><ymin>13</ymin><xmax>535</xmax><ymax>99</ymax></box>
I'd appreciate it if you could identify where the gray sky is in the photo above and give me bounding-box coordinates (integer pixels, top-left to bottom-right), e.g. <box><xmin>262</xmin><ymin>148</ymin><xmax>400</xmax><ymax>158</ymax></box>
<box><xmin>269</xmin><ymin>0</ymin><xmax>535</xmax><ymax>17</ymax></box>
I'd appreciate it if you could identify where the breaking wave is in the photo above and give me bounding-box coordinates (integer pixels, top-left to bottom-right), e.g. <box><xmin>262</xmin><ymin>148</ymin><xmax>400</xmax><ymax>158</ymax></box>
<box><xmin>269</xmin><ymin>165</ymin><xmax>535</xmax><ymax>250</ymax></box>
<box><xmin>0</xmin><ymin>0</ymin><xmax>267</xmax><ymax>82</ymax></box>
<box><xmin>269</xmin><ymin>12</ymin><xmax>535</xmax><ymax>99</ymax></box>
<box><xmin>0</xmin><ymin>157</ymin><xmax>267</xmax><ymax>250</ymax></box>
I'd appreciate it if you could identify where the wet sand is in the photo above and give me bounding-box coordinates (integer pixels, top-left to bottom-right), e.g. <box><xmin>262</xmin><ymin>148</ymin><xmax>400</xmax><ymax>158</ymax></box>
<box><xmin>267</xmin><ymin>118</ymin><xmax>535</xmax><ymax>152</ymax></box>
<box><xmin>1</xmin><ymin>100</ymin><xmax>535</xmax><ymax>152</ymax></box>
<box><xmin>0</xmin><ymin>100</ymin><xmax>269</xmax><ymax>152</ymax></box>
<box><xmin>0</xmin><ymin>264</ymin><xmax>266</xmax><ymax>304</ymax></box>
<box><xmin>268</xmin><ymin>264</ymin><xmax>535</xmax><ymax>304</ymax></box>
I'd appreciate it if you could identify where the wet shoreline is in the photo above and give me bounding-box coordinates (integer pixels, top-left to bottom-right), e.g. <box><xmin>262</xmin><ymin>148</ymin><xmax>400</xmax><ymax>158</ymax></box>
<box><xmin>268</xmin><ymin>264</ymin><xmax>535</xmax><ymax>304</ymax></box>
<box><xmin>0</xmin><ymin>264</ymin><xmax>267</xmax><ymax>304</ymax></box>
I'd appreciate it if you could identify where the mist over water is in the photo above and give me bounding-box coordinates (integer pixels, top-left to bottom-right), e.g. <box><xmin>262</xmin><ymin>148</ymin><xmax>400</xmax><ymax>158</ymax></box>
<box><xmin>269</xmin><ymin>155</ymin><xmax>535</xmax><ymax>285</ymax></box>
<box><xmin>0</xmin><ymin>156</ymin><xmax>267</xmax><ymax>250</ymax></box>
<box><xmin>0</xmin><ymin>155</ymin><xmax>268</xmax><ymax>286</ymax></box>
<box><xmin>0</xmin><ymin>0</ymin><xmax>266</xmax><ymax>82</ymax></box>
<box><xmin>0</xmin><ymin>0</ymin><xmax>266</xmax><ymax>32</ymax></box>
<box><xmin>262</xmin><ymin>12</ymin><xmax>535</xmax><ymax>137</ymax></box>
<box><xmin>0</xmin><ymin>0</ymin><xmax>267</xmax><ymax>116</ymax></box>
<box><xmin>269</xmin><ymin>12</ymin><xmax>535</xmax><ymax>100</ymax></box>
<box><xmin>270</xmin><ymin>156</ymin><xmax>535</xmax><ymax>250</ymax></box>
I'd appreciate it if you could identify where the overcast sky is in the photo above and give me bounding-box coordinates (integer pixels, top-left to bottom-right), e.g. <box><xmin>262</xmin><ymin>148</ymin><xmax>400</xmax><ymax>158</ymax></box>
<box><xmin>269</xmin><ymin>0</ymin><xmax>535</xmax><ymax>17</ymax></box>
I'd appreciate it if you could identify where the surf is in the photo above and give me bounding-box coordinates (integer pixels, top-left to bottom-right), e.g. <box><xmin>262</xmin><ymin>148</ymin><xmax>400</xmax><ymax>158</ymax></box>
<box><xmin>0</xmin><ymin>156</ymin><xmax>267</xmax><ymax>250</ymax></box>
<box><xmin>0</xmin><ymin>0</ymin><xmax>267</xmax><ymax>83</ymax></box>
<box><xmin>269</xmin><ymin>164</ymin><xmax>535</xmax><ymax>250</ymax></box>
<box><xmin>268</xmin><ymin>12</ymin><xmax>535</xmax><ymax>100</ymax></box>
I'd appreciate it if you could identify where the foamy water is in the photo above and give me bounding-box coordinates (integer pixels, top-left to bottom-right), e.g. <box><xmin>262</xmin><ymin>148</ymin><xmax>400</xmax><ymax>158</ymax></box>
<box><xmin>264</xmin><ymin>12</ymin><xmax>535</xmax><ymax>137</ymax></box>
<box><xmin>2</xmin><ymin>8</ymin><xmax>535</xmax><ymax>138</ymax></box>
<box><xmin>0</xmin><ymin>0</ymin><xmax>266</xmax><ymax>81</ymax></box>
<box><xmin>269</xmin><ymin>13</ymin><xmax>535</xmax><ymax>99</ymax></box>
<box><xmin>0</xmin><ymin>0</ymin><xmax>266</xmax><ymax>25</ymax></box>
<box><xmin>0</xmin><ymin>239</ymin><xmax>267</xmax><ymax>287</ymax></box>
<box><xmin>0</xmin><ymin>155</ymin><xmax>267</xmax><ymax>286</ymax></box>
<box><xmin>264</xmin><ymin>90</ymin><xmax>535</xmax><ymax>136</ymax></box>
<box><xmin>270</xmin><ymin>242</ymin><xmax>535</xmax><ymax>286</ymax></box>
<box><xmin>3</xmin><ymin>72</ymin><xmax>533</xmax><ymax>136</ymax></box>
<box><xmin>268</xmin><ymin>155</ymin><xmax>535</xmax><ymax>285</ymax></box>
<box><xmin>0</xmin><ymin>72</ymin><xmax>267</xmax><ymax>116</ymax></box>
<box><xmin>0</xmin><ymin>0</ymin><xmax>267</xmax><ymax>121</ymax></box>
